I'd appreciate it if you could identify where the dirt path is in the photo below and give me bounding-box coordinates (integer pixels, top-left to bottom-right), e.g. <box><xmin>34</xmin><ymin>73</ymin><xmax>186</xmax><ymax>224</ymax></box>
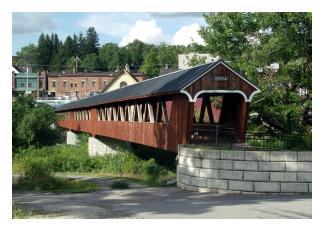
<box><xmin>12</xmin><ymin>175</ymin><xmax>312</xmax><ymax>219</ymax></box>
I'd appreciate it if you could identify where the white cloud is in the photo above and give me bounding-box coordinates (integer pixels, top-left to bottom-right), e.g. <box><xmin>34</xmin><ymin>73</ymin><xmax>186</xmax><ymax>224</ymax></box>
<box><xmin>149</xmin><ymin>12</ymin><xmax>203</xmax><ymax>18</ymax></box>
<box><xmin>79</xmin><ymin>14</ymin><xmax>131</xmax><ymax>37</ymax></box>
<box><xmin>13</xmin><ymin>13</ymin><xmax>56</xmax><ymax>34</ymax></box>
<box><xmin>119</xmin><ymin>19</ymin><xmax>167</xmax><ymax>46</ymax></box>
<box><xmin>172</xmin><ymin>23</ymin><xmax>204</xmax><ymax>46</ymax></box>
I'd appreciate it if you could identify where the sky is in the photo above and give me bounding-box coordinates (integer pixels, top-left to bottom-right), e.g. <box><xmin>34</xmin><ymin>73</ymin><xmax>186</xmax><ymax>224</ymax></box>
<box><xmin>12</xmin><ymin>12</ymin><xmax>207</xmax><ymax>55</ymax></box>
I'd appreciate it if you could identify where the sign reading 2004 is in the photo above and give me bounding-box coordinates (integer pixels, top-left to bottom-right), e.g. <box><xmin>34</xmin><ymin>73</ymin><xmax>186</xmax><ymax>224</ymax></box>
<box><xmin>214</xmin><ymin>75</ymin><xmax>228</xmax><ymax>81</ymax></box>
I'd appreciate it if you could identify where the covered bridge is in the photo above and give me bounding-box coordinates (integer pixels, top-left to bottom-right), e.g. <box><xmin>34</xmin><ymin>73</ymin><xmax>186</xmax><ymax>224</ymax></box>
<box><xmin>56</xmin><ymin>60</ymin><xmax>260</xmax><ymax>152</ymax></box>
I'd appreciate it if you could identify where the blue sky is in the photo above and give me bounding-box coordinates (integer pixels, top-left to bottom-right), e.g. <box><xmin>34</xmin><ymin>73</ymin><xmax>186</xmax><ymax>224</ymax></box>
<box><xmin>12</xmin><ymin>12</ymin><xmax>206</xmax><ymax>55</ymax></box>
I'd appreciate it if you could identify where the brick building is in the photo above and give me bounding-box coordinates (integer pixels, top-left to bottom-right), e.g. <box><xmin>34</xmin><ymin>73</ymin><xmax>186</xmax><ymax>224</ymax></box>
<box><xmin>45</xmin><ymin>70</ymin><xmax>146</xmax><ymax>99</ymax></box>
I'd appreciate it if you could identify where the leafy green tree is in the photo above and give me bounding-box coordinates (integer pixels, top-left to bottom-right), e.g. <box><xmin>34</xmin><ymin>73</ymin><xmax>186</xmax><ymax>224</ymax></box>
<box><xmin>157</xmin><ymin>43</ymin><xmax>178</xmax><ymax>68</ymax></box>
<box><xmin>99</xmin><ymin>43</ymin><xmax>120</xmax><ymax>71</ymax></box>
<box><xmin>187</xmin><ymin>53</ymin><xmax>207</xmax><ymax>67</ymax></box>
<box><xmin>126</xmin><ymin>39</ymin><xmax>145</xmax><ymax>68</ymax></box>
<box><xmin>198</xmin><ymin>12</ymin><xmax>312</xmax><ymax>134</ymax></box>
<box><xmin>140</xmin><ymin>48</ymin><xmax>160</xmax><ymax>78</ymax></box>
<box><xmin>81</xmin><ymin>53</ymin><xmax>101</xmax><ymax>71</ymax></box>
<box><xmin>13</xmin><ymin>44</ymin><xmax>39</xmax><ymax>67</ymax></box>
<box><xmin>12</xmin><ymin>96</ymin><xmax>61</xmax><ymax>148</ymax></box>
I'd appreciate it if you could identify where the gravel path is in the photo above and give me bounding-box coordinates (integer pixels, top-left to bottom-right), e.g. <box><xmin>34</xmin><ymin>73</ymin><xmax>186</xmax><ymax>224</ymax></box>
<box><xmin>12</xmin><ymin>175</ymin><xmax>312</xmax><ymax>219</ymax></box>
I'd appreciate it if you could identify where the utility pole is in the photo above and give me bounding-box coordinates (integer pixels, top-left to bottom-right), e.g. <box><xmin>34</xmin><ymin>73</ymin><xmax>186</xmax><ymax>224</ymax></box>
<box><xmin>26</xmin><ymin>64</ymin><xmax>29</xmax><ymax>95</ymax></box>
<box><xmin>75</xmin><ymin>55</ymin><xmax>81</xmax><ymax>73</ymax></box>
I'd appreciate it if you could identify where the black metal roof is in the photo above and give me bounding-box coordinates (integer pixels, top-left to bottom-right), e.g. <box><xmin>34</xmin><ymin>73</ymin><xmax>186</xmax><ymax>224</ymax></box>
<box><xmin>55</xmin><ymin>60</ymin><xmax>255</xmax><ymax>112</ymax></box>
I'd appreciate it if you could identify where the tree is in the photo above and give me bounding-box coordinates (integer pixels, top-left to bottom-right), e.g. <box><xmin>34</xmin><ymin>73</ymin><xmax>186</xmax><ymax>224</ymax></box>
<box><xmin>198</xmin><ymin>12</ymin><xmax>312</xmax><ymax>134</ymax></box>
<box><xmin>78</xmin><ymin>32</ymin><xmax>86</xmax><ymax>59</ymax></box>
<box><xmin>85</xmin><ymin>27</ymin><xmax>100</xmax><ymax>55</ymax></box>
<box><xmin>12</xmin><ymin>96</ymin><xmax>61</xmax><ymax>148</ymax></box>
<box><xmin>157</xmin><ymin>43</ymin><xmax>178</xmax><ymax>68</ymax></box>
<box><xmin>140</xmin><ymin>48</ymin><xmax>160</xmax><ymax>78</ymax></box>
<box><xmin>37</xmin><ymin>33</ymin><xmax>53</xmax><ymax>70</ymax></box>
<box><xmin>62</xmin><ymin>36</ymin><xmax>75</xmax><ymax>60</ymax></box>
<box><xmin>66</xmin><ymin>56</ymin><xmax>77</xmax><ymax>73</ymax></box>
<box><xmin>126</xmin><ymin>39</ymin><xmax>146</xmax><ymax>68</ymax></box>
<box><xmin>99</xmin><ymin>43</ymin><xmax>120</xmax><ymax>71</ymax></box>
<box><xmin>187</xmin><ymin>53</ymin><xmax>207</xmax><ymax>67</ymax></box>
<box><xmin>81</xmin><ymin>53</ymin><xmax>101</xmax><ymax>71</ymax></box>
<box><xmin>13</xmin><ymin>44</ymin><xmax>39</xmax><ymax>70</ymax></box>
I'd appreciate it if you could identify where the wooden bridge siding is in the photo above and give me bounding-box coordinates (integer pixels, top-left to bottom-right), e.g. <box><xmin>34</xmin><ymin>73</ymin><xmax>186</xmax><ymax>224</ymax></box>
<box><xmin>167</xmin><ymin>94</ymin><xmax>194</xmax><ymax>151</ymax></box>
<box><xmin>57</xmin><ymin>94</ymin><xmax>193</xmax><ymax>152</ymax></box>
<box><xmin>183</xmin><ymin>64</ymin><xmax>256</xmax><ymax>98</ymax></box>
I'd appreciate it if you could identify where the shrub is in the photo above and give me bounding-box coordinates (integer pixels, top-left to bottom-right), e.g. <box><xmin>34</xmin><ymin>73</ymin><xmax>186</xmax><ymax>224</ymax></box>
<box><xmin>110</xmin><ymin>181</ymin><xmax>129</xmax><ymax>189</ymax></box>
<box><xmin>12</xmin><ymin>206</ymin><xmax>32</xmax><ymax>219</ymax></box>
<box><xmin>23</xmin><ymin>158</ymin><xmax>53</xmax><ymax>180</ymax></box>
<box><xmin>144</xmin><ymin>159</ymin><xmax>161</xmax><ymax>182</ymax></box>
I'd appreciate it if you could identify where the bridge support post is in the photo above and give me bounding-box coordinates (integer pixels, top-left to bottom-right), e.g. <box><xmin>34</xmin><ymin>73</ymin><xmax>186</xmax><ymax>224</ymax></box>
<box><xmin>66</xmin><ymin>130</ymin><xmax>78</xmax><ymax>145</ymax></box>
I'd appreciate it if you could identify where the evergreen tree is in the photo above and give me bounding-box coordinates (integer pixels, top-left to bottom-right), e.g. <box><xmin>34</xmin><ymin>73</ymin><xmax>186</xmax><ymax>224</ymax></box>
<box><xmin>78</xmin><ymin>32</ymin><xmax>86</xmax><ymax>58</ymax></box>
<box><xmin>85</xmin><ymin>27</ymin><xmax>100</xmax><ymax>55</ymax></box>
<box><xmin>37</xmin><ymin>33</ymin><xmax>52</xmax><ymax>70</ymax></box>
<box><xmin>63</xmin><ymin>36</ymin><xmax>75</xmax><ymax>60</ymax></box>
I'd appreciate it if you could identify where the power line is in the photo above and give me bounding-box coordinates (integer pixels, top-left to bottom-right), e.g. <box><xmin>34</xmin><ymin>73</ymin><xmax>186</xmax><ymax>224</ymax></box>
<box><xmin>14</xmin><ymin>63</ymin><xmax>180</xmax><ymax>71</ymax></box>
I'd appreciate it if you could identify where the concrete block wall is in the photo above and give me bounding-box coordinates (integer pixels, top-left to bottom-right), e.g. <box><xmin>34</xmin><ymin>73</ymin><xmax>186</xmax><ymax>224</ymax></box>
<box><xmin>88</xmin><ymin>137</ymin><xmax>119</xmax><ymax>156</ymax></box>
<box><xmin>66</xmin><ymin>131</ymin><xmax>78</xmax><ymax>145</ymax></box>
<box><xmin>177</xmin><ymin>145</ymin><xmax>312</xmax><ymax>194</ymax></box>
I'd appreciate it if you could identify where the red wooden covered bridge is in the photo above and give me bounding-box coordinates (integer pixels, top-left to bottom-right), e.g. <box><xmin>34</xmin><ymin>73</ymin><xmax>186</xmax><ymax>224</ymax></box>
<box><xmin>56</xmin><ymin>60</ymin><xmax>260</xmax><ymax>152</ymax></box>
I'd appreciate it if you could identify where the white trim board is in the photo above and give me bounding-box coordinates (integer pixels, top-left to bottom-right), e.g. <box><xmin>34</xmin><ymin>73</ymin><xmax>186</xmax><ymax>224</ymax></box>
<box><xmin>180</xmin><ymin>89</ymin><xmax>260</xmax><ymax>103</ymax></box>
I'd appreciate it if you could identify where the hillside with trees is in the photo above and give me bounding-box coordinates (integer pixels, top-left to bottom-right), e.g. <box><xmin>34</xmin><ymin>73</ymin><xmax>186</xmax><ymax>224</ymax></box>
<box><xmin>13</xmin><ymin>27</ymin><xmax>196</xmax><ymax>78</ymax></box>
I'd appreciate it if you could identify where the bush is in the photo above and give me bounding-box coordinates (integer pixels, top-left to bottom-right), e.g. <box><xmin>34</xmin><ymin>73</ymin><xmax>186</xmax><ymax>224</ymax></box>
<box><xmin>144</xmin><ymin>159</ymin><xmax>161</xmax><ymax>182</ymax></box>
<box><xmin>23</xmin><ymin>158</ymin><xmax>53</xmax><ymax>180</ymax></box>
<box><xmin>110</xmin><ymin>181</ymin><xmax>129</xmax><ymax>189</ymax></box>
<box><xmin>12</xmin><ymin>206</ymin><xmax>32</xmax><ymax>219</ymax></box>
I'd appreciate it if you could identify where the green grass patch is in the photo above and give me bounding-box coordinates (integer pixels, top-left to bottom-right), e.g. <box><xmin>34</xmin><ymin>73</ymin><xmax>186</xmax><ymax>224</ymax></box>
<box><xmin>13</xmin><ymin>144</ymin><xmax>176</xmax><ymax>188</ymax></box>
<box><xmin>12</xmin><ymin>206</ymin><xmax>33</xmax><ymax>219</ymax></box>
<box><xmin>13</xmin><ymin>176</ymin><xmax>99</xmax><ymax>193</ymax></box>
<box><xmin>110</xmin><ymin>181</ymin><xmax>129</xmax><ymax>189</ymax></box>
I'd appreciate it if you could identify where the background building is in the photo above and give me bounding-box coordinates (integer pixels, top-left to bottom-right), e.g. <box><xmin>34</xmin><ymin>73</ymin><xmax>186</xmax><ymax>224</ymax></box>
<box><xmin>45</xmin><ymin>70</ymin><xmax>146</xmax><ymax>99</ymax></box>
<box><xmin>12</xmin><ymin>66</ymin><xmax>47</xmax><ymax>97</ymax></box>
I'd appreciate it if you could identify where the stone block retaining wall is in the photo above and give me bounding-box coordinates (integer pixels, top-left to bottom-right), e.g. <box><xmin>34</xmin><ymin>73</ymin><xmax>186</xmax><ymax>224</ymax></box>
<box><xmin>177</xmin><ymin>145</ymin><xmax>312</xmax><ymax>193</ymax></box>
